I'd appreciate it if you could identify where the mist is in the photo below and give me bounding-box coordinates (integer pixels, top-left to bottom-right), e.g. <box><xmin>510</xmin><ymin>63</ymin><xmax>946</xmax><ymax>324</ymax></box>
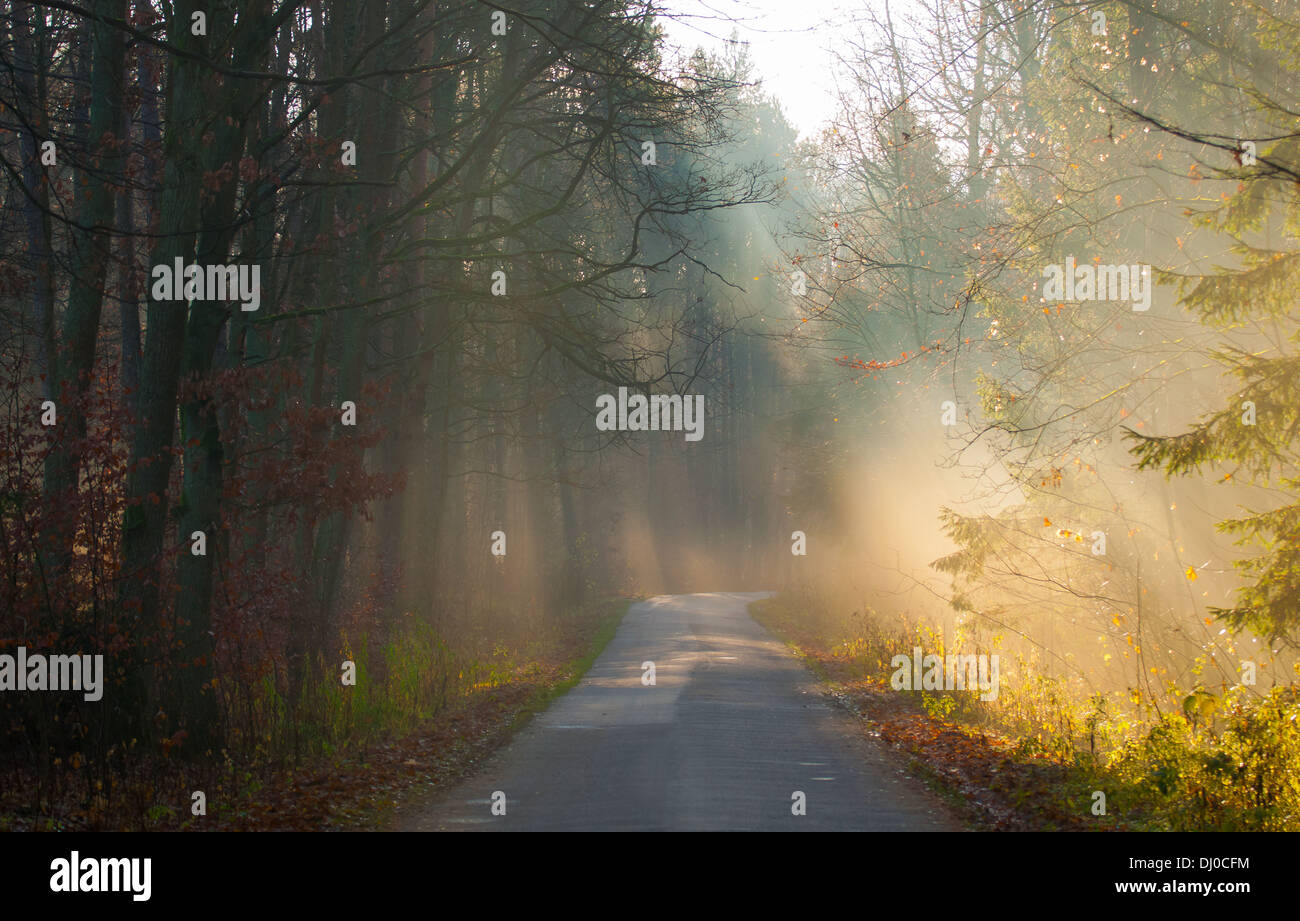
<box><xmin>0</xmin><ymin>0</ymin><xmax>1296</xmax><ymax>838</ymax></box>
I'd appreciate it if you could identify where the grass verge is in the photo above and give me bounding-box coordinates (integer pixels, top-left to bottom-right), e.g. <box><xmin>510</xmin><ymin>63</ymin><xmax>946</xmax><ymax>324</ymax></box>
<box><xmin>750</xmin><ymin>592</ymin><xmax>1300</xmax><ymax>831</ymax></box>
<box><xmin>0</xmin><ymin>597</ymin><xmax>636</xmax><ymax>832</ymax></box>
<box><xmin>751</xmin><ymin>594</ymin><xmax>1107</xmax><ymax>831</ymax></box>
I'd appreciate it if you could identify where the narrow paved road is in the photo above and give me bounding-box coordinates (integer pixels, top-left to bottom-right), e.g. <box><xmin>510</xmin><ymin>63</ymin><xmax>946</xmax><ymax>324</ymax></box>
<box><xmin>403</xmin><ymin>592</ymin><xmax>960</xmax><ymax>831</ymax></box>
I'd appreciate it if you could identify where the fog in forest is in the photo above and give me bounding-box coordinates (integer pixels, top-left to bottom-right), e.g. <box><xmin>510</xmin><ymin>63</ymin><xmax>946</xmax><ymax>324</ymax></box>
<box><xmin>2</xmin><ymin>0</ymin><xmax>1297</xmax><ymax>833</ymax></box>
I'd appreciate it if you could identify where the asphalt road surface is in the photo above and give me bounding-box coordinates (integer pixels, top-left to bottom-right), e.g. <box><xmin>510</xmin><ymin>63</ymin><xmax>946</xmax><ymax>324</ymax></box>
<box><xmin>403</xmin><ymin>592</ymin><xmax>960</xmax><ymax>831</ymax></box>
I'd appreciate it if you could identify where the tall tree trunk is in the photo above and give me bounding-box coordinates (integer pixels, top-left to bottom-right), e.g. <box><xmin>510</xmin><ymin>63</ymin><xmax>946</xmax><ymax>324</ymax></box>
<box><xmin>11</xmin><ymin>3</ymin><xmax>56</xmax><ymax>401</ymax></box>
<box><xmin>38</xmin><ymin>0</ymin><xmax>126</xmax><ymax>585</ymax></box>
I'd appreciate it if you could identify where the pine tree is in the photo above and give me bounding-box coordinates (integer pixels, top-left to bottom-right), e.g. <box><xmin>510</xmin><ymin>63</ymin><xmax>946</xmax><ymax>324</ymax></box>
<box><xmin>1127</xmin><ymin>9</ymin><xmax>1300</xmax><ymax>648</ymax></box>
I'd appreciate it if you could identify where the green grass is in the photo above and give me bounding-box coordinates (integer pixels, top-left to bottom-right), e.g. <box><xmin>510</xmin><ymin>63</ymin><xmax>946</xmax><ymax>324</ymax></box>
<box><xmin>505</xmin><ymin>596</ymin><xmax>636</xmax><ymax>733</ymax></box>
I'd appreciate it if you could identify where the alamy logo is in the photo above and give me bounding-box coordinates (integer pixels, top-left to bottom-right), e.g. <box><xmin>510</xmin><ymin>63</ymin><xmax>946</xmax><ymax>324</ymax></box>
<box><xmin>1042</xmin><ymin>256</ymin><xmax>1151</xmax><ymax>311</ymax></box>
<box><xmin>0</xmin><ymin>647</ymin><xmax>103</xmax><ymax>701</ymax></box>
<box><xmin>151</xmin><ymin>258</ymin><xmax>261</xmax><ymax>311</ymax></box>
<box><xmin>50</xmin><ymin>852</ymin><xmax>150</xmax><ymax>901</ymax></box>
<box><xmin>890</xmin><ymin>647</ymin><xmax>999</xmax><ymax>701</ymax></box>
<box><xmin>595</xmin><ymin>387</ymin><xmax>704</xmax><ymax>441</ymax></box>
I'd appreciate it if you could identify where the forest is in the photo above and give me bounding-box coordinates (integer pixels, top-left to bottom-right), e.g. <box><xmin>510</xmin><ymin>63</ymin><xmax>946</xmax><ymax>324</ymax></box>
<box><xmin>0</xmin><ymin>0</ymin><xmax>1297</xmax><ymax>834</ymax></box>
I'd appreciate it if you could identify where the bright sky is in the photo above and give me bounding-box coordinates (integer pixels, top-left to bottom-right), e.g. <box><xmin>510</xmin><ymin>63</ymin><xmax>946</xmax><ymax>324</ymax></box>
<box><xmin>654</xmin><ymin>0</ymin><xmax>864</xmax><ymax>139</ymax></box>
